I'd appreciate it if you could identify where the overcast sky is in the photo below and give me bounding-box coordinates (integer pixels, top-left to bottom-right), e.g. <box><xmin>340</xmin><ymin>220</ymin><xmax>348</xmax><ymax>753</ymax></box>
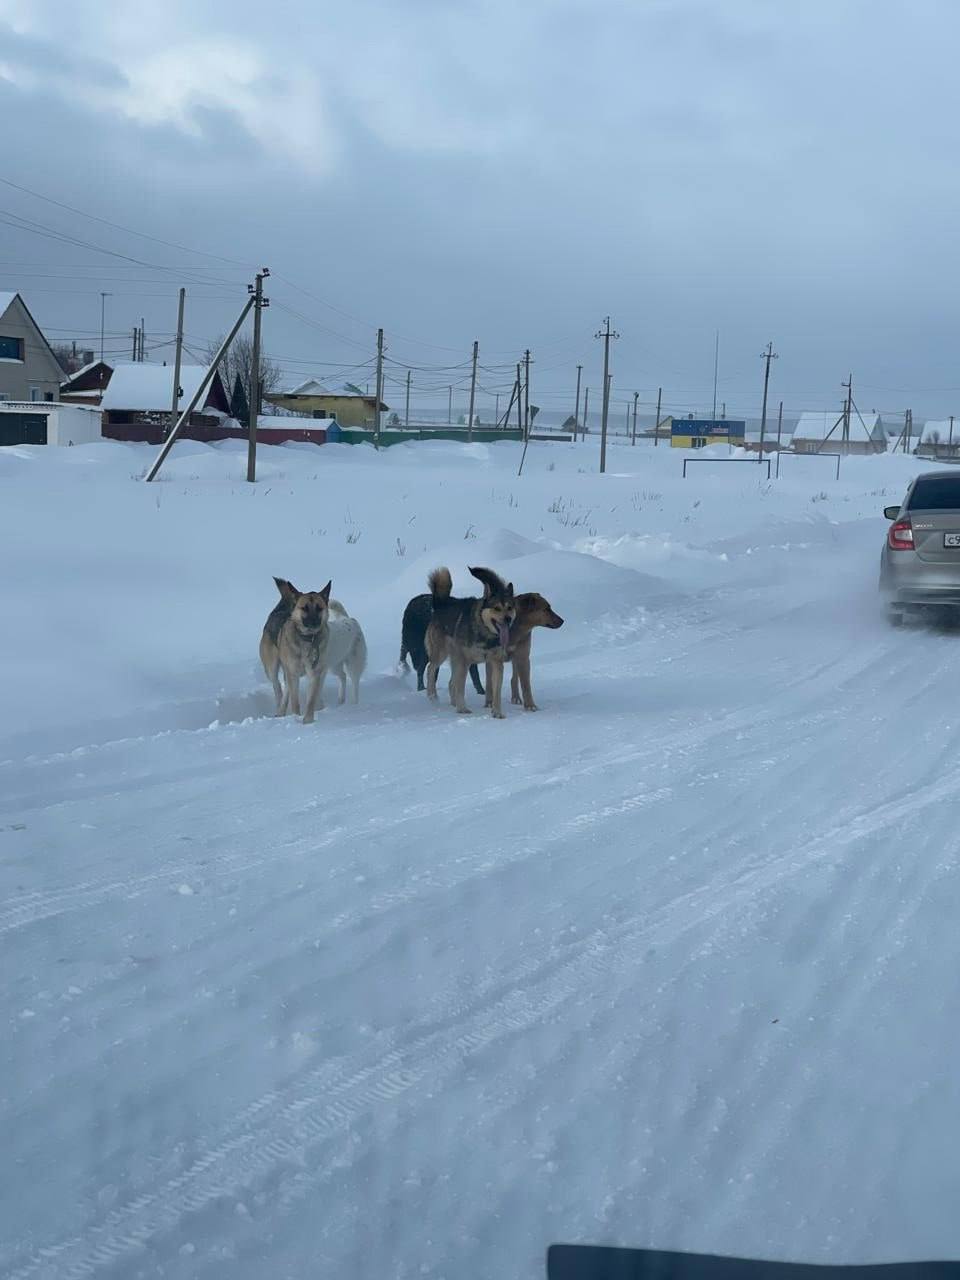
<box><xmin>1</xmin><ymin>0</ymin><xmax>959</xmax><ymax>421</ymax></box>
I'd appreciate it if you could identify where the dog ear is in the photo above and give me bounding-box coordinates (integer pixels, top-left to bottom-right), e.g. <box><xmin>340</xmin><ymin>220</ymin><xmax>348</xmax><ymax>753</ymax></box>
<box><xmin>319</xmin><ymin>580</ymin><xmax>332</xmax><ymax>602</ymax></box>
<box><xmin>506</xmin><ymin>582</ymin><xmax>514</xmax><ymax>598</ymax></box>
<box><xmin>274</xmin><ymin>577</ymin><xmax>300</xmax><ymax>601</ymax></box>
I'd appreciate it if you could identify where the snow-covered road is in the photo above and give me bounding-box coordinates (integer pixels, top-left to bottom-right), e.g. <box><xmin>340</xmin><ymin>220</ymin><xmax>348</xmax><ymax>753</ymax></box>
<box><xmin>3</xmin><ymin>438</ymin><xmax>960</xmax><ymax>1279</ymax></box>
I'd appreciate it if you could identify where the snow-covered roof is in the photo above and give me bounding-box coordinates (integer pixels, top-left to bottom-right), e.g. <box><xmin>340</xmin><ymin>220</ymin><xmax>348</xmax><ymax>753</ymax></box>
<box><xmin>792</xmin><ymin>410</ymin><xmax>885</xmax><ymax>443</ymax></box>
<box><xmin>286</xmin><ymin>378</ymin><xmax>335</xmax><ymax>396</ymax></box>
<box><xmin>0</xmin><ymin>291</ymin><xmax>18</xmax><ymax>317</ymax></box>
<box><xmin>101</xmin><ymin>362</ymin><xmax>216</xmax><ymax>412</ymax></box>
<box><xmin>257</xmin><ymin>413</ymin><xmax>324</xmax><ymax>430</ymax></box>
<box><xmin>62</xmin><ymin>358</ymin><xmax>104</xmax><ymax>385</ymax></box>
<box><xmin>918</xmin><ymin>419</ymin><xmax>959</xmax><ymax>443</ymax></box>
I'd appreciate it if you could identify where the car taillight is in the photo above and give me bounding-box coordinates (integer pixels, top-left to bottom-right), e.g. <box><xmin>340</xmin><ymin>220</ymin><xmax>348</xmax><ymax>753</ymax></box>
<box><xmin>888</xmin><ymin>520</ymin><xmax>914</xmax><ymax>550</ymax></box>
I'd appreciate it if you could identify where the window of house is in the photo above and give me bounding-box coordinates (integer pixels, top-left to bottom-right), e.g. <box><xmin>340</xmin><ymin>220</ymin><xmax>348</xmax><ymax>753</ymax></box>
<box><xmin>30</xmin><ymin>387</ymin><xmax>41</xmax><ymax>402</ymax></box>
<box><xmin>44</xmin><ymin>392</ymin><xmax>55</xmax><ymax>402</ymax></box>
<box><xmin>0</xmin><ymin>335</ymin><xmax>24</xmax><ymax>361</ymax></box>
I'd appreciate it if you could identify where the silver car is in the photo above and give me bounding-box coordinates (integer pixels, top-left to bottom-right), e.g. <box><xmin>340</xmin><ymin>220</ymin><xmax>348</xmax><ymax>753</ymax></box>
<box><xmin>880</xmin><ymin>470</ymin><xmax>960</xmax><ymax>623</ymax></box>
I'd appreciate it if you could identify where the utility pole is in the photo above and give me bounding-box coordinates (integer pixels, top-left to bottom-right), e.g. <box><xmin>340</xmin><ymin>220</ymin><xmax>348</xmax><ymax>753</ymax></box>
<box><xmin>758</xmin><ymin>341</ymin><xmax>778</xmax><ymax>464</ymax></box>
<box><xmin>515</xmin><ymin>363</ymin><xmax>523</xmax><ymax>434</ymax></box>
<box><xmin>523</xmin><ymin>349</ymin><xmax>531</xmax><ymax>440</ymax></box>
<box><xmin>140</xmin><ymin>318</ymin><xmax>145</xmax><ymax>361</ymax></box>
<box><xmin>839</xmin><ymin>375</ymin><xmax>854</xmax><ymax>455</ymax></box>
<box><xmin>574</xmin><ymin>363</ymin><xmax>583</xmax><ymax>440</ymax></box>
<box><xmin>448</xmin><ymin>385</ymin><xmax>453</xmax><ymax>425</ymax></box>
<box><xmin>582</xmin><ymin>386</ymin><xmax>589</xmax><ymax>435</ymax></box>
<box><xmin>596</xmin><ymin>316</ymin><xmax>619</xmax><ymax>473</ymax></box>
<box><xmin>99</xmin><ymin>292</ymin><xmax>111</xmax><ymax>362</ymax></box>
<box><xmin>775</xmin><ymin>398</ymin><xmax>784</xmax><ymax>453</ymax></box>
<box><xmin>712</xmin><ymin>329</ymin><xmax>719</xmax><ymax>422</ymax></box>
<box><xmin>246</xmin><ymin>267</ymin><xmax>269</xmax><ymax>484</ymax></box>
<box><xmin>373</xmin><ymin>327</ymin><xmax>385</xmax><ymax>448</ymax></box>
<box><xmin>950</xmin><ymin>414</ymin><xmax>955</xmax><ymax>451</ymax></box>
<box><xmin>631</xmin><ymin>390</ymin><xmax>639</xmax><ymax>445</ymax></box>
<box><xmin>467</xmin><ymin>339</ymin><xmax>478</xmax><ymax>443</ymax></box>
<box><xmin>906</xmin><ymin>407</ymin><xmax>913</xmax><ymax>454</ymax></box>
<box><xmin>404</xmin><ymin>369</ymin><xmax>411</xmax><ymax>429</ymax></box>
<box><xmin>132</xmin><ymin>327</ymin><xmax>138</xmax><ymax>361</ymax></box>
<box><xmin>147</xmin><ymin>293</ymin><xmax>255</xmax><ymax>482</ymax></box>
<box><xmin>168</xmin><ymin>287</ymin><xmax>185</xmax><ymax>441</ymax></box>
<box><xmin>654</xmin><ymin>386</ymin><xmax>662</xmax><ymax>447</ymax></box>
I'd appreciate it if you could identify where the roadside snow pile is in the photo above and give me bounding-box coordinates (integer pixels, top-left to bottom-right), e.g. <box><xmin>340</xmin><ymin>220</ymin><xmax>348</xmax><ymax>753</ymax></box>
<box><xmin>3</xmin><ymin>436</ymin><xmax>960</xmax><ymax>1280</ymax></box>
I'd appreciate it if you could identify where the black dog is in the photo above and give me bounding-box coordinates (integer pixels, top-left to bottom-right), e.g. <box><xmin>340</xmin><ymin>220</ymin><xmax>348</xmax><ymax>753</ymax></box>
<box><xmin>399</xmin><ymin>593</ymin><xmax>485</xmax><ymax>695</ymax></box>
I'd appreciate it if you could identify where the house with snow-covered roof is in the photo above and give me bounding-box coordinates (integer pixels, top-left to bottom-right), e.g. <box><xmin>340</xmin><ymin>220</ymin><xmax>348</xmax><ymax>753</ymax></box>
<box><xmin>60</xmin><ymin>360</ymin><xmax>230</xmax><ymax>444</ymax></box>
<box><xmin>269</xmin><ymin>377</ymin><xmax>388</xmax><ymax>429</ymax></box>
<box><xmin>791</xmin><ymin>409</ymin><xmax>886</xmax><ymax>455</ymax></box>
<box><xmin>915</xmin><ymin>418</ymin><xmax>960</xmax><ymax>459</ymax></box>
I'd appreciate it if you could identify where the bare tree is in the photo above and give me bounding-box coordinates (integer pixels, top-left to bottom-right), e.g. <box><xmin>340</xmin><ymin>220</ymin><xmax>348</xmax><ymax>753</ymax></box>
<box><xmin>49</xmin><ymin>342</ymin><xmax>76</xmax><ymax>373</ymax></box>
<box><xmin>204</xmin><ymin>332</ymin><xmax>283</xmax><ymax>412</ymax></box>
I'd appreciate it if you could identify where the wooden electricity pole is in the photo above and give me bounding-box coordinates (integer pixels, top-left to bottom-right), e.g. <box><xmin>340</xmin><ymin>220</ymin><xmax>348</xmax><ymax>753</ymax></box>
<box><xmin>631</xmin><ymin>390</ymin><xmax>639</xmax><ymax>445</ymax></box>
<box><xmin>574</xmin><ymin>363</ymin><xmax>582</xmax><ymax>441</ymax></box>
<box><xmin>373</xmin><ymin>327</ymin><xmax>384</xmax><ymax>448</ymax></box>
<box><xmin>467</xmin><ymin>339</ymin><xmax>478</xmax><ymax>443</ymax></box>
<box><xmin>168</xmin><ymin>287</ymin><xmax>185</xmax><ymax>441</ymax></box>
<box><xmin>404</xmin><ymin>369</ymin><xmax>411</xmax><ymax>428</ymax></box>
<box><xmin>247</xmin><ymin>268</ymin><xmax>269</xmax><ymax>483</ymax></box>
<box><xmin>596</xmin><ymin>316</ymin><xmax>619</xmax><ymax>473</ymax></box>
<box><xmin>523</xmin><ymin>349</ymin><xmax>531</xmax><ymax>440</ymax></box>
<box><xmin>758</xmin><ymin>341</ymin><xmax>778</xmax><ymax>463</ymax></box>
<box><xmin>147</xmin><ymin>289</ymin><xmax>256</xmax><ymax>482</ymax></box>
<box><xmin>654</xmin><ymin>386</ymin><xmax>662</xmax><ymax>447</ymax></box>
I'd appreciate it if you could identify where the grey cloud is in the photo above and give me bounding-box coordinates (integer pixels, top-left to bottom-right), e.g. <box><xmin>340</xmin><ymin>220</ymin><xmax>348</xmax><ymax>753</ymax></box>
<box><xmin>2</xmin><ymin>1</ymin><xmax>960</xmax><ymax>417</ymax></box>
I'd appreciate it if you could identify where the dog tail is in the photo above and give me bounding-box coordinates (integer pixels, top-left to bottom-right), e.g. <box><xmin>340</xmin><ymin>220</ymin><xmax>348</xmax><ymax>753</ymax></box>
<box><xmin>468</xmin><ymin>565</ymin><xmax>509</xmax><ymax>596</ymax></box>
<box><xmin>328</xmin><ymin>599</ymin><xmax>348</xmax><ymax>619</ymax></box>
<box><xmin>428</xmin><ymin>566</ymin><xmax>452</xmax><ymax>602</ymax></box>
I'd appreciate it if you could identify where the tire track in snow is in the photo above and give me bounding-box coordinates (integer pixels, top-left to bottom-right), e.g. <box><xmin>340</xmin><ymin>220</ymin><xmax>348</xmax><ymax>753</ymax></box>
<box><xmin>0</xmin><ymin>637</ymin><xmax>891</xmax><ymax>943</ymax></box>
<box><xmin>9</xmin><ymin>759</ymin><xmax>960</xmax><ymax>1280</ymax></box>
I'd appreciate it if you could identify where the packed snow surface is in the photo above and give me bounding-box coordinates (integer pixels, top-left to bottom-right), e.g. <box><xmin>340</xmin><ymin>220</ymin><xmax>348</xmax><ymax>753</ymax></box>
<box><xmin>2</xmin><ymin>436</ymin><xmax>959</xmax><ymax>1279</ymax></box>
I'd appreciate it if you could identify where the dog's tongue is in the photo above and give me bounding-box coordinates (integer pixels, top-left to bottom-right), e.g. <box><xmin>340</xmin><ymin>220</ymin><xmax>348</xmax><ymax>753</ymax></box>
<box><xmin>497</xmin><ymin>622</ymin><xmax>510</xmax><ymax>648</ymax></box>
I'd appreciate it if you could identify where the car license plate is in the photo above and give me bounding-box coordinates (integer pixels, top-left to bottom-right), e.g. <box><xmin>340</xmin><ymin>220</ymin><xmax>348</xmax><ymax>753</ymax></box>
<box><xmin>946</xmin><ymin>533</ymin><xmax>960</xmax><ymax>548</ymax></box>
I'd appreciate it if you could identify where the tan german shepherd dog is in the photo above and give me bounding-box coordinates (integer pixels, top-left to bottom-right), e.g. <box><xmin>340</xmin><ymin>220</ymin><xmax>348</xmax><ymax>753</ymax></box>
<box><xmin>484</xmin><ymin>592</ymin><xmax>564</xmax><ymax>712</ymax></box>
<box><xmin>260</xmin><ymin>578</ymin><xmax>367</xmax><ymax>723</ymax></box>
<box><xmin>425</xmin><ymin>566</ymin><xmax>516</xmax><ymax>718</ymax></box>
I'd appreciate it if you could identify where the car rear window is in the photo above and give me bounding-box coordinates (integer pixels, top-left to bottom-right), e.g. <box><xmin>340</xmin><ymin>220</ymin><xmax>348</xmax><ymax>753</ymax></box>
<box><xmin>907</xmin><ymin>478</ymin><xmax>960</xmax><ymax>510</ymax></box>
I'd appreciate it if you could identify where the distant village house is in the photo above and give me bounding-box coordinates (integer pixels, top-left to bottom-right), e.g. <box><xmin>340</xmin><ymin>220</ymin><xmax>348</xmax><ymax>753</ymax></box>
<box><xmin>268</xmin><ymin>379</ymin><xmax>388</xmax><ymax>429</ymax></box>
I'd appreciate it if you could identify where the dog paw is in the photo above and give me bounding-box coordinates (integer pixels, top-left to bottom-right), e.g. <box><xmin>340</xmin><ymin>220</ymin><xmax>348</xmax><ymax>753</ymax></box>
<box><xmin>302</xmin><ymin>714</ymin><xmax>314</xmax><ymax>724</ymax></box>
<box><xmin>456</xmin><ymin>707</ymin><xmax>473</xmax><ymax>715</ymax></box>
<box><xmin>491</xmin><ymin>709</ymin><xmax>506</xmax><ymax>719</ymax></box>
<box><xmin>511</xmin><ymin>695</ymin><xmax>522</xmax><ymax>705</ymax></box>
<box><xmin>524</xmin><ymin>703</ymin><xmax>539</xmax><ymax>712</ymax></box>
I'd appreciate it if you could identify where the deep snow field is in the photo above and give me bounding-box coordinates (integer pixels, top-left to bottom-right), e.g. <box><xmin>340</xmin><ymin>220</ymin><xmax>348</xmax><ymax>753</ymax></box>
<box><xmin>3</xmin><ymin>434</ymin><xmax>960</xmax><ymax>1280</ymax></box>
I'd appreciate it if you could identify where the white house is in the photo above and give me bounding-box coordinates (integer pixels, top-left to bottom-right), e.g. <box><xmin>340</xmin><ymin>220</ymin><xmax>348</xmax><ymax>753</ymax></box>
<box><xmin>791</xmin><ymin>410</ymin><xmax>886</xmax><ymax>455</ymax></box>
<box><xmin>916</xmin><ymin>419</ymin><xmax>960</xmax><ymax>458</ymax></box>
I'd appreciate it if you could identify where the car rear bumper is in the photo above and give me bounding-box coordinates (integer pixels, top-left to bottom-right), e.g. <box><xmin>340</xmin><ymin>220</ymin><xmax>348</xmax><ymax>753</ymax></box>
<box><xmin>880</xmin><ymin>548</ymin><xmax>960</xmax><ymax>605</ymax></box>
<box><xmin>890</xmin><ymin>589</ymin><xmax>960</xmax><ymax>607</ymax></box>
